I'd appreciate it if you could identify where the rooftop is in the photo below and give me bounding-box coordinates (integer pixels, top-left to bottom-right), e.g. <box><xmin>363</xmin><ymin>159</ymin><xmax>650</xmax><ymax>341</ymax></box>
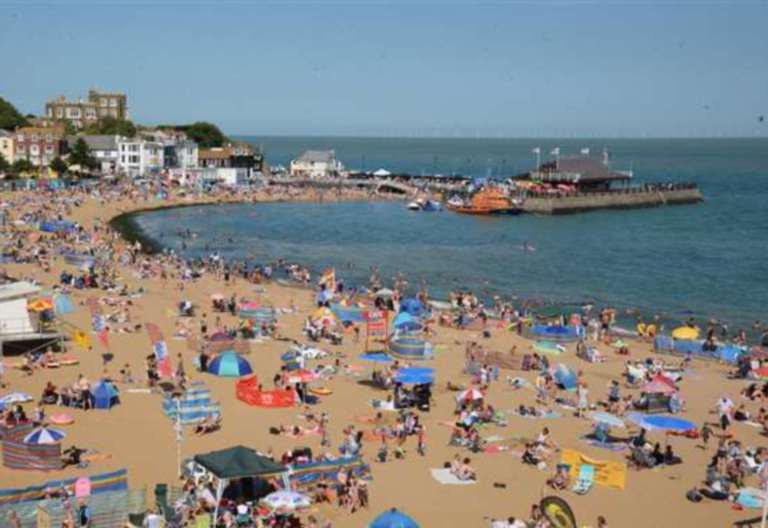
<box><xmin>296</xmin><ymin>150</ymin><xmax>336</xmax><ymax>163</ymax></box>
<box><xmin>69</xmin><ymin>135</ymin><xmax>118</xmax><ymax>151</ymax></box>
<box><xmin>519</xmin><ymin>156</ymin><xmax>631</xmax><ymax>184</ymax></box>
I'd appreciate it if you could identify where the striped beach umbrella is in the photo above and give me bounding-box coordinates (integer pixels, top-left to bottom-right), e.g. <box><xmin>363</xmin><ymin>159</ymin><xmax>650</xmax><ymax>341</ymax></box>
<box><xmin>260</xmin><ymin>490</ymin><xmax>311</xmax><ymax>512</ymax></box>
<box><xmin>207</xmin><ymin>351</ymin><xmax>253</xmax><ymax>377</ymax></box>
<box><xmin>24</xmin><ymin>427</ymin><xmax>66</xmax><ymax>445</ymax></box>
<box><xmin>456</xmin><ymin>387</ymin><xmax>484</xmax><ymax>402</ymax></box>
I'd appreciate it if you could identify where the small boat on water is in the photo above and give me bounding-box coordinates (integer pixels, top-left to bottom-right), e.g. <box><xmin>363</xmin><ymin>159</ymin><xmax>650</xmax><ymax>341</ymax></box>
<box><xmin>447</xmin><ymin>188</ymin><xmax>522</xmax><ymax>215</ymax></box>
<box><xmin>407</xmin><ymin>198</ymin><xmax>442</xmax><ymax>212</ymax></box>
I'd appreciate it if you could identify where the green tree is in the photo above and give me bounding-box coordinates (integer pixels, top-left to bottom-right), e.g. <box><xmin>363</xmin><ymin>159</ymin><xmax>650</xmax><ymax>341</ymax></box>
<box><xmin>84</xmin><ymin>116</ymin><xmax>137</xmax><ymax>137</ymax></box>
<box><xmin>0</xmin><ymin>97</ymin><xmax>28</xmax><ymax>131</ymax></box>
<box><xmin>0</xmin><ymin>152</ymin><xmax>9</xmax><ymax>174</ymax></box>
<box><xmin>183</xmin><ymin>122</ymin><xmax>228</xmax><ymax>148</ymax></box>
<box><xmin>69</xmin><ymin>138</ymin><xmax>98</xmax><ymax>171</ymax></box>
<box><xmin>49</xmin><ymin>156</ymin><xmax>68</xmax><ymax>176</ymax></box>
<box><xmin>12</xmin><ymin>158</ymin><xmax>35</xmax><ymax>176</ymax></box>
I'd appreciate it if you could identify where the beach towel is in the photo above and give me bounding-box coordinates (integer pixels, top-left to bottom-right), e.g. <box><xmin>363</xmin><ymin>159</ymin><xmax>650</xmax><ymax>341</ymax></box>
<box><xmin>370</xmin><ymin>399</ymin><xmax>397</xmax><ymax>411</ymax></box>
<box><xmin>430</xmin><ymin>468</ymin><xmax>476</xmax><ymax>485</ymax></box>
<box><xmin>572</xmin><ymin>464</ymin><xmax>595</xmax><ymax>494</ymax></box>
<box><xmin>511</xmin><ymin>410</ymin><xmax>561</xmax><ymax>420</ymax></box>
<box><xmin>582</xmin><ymin>438</ymin><xmax>628</xmax><ymax>452</ymax></box>
<box><xmin>483</xmin><ymin>445</ymin><xmax>511</xmax><ymax>454</ymax></box>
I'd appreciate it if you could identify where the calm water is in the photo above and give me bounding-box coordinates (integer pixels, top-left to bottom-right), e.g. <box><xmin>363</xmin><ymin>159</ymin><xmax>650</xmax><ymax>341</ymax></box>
<box><xmin>134</xmin><ymin>137</ymin><xmax>768</xmax><ymax>331</ymax></box>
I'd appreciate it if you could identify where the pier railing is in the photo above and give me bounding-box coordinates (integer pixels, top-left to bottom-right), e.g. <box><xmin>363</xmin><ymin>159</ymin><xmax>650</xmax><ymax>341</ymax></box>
<box><xmin>521</xmin><ymin>182</ymin><xmax>699</xmax><ymax>199</ymax></box>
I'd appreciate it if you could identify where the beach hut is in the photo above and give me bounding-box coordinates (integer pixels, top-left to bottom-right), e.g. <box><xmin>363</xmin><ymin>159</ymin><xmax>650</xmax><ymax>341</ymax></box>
<box><xmin>208</xmin><ymin>351</ymin><xmax>253</xmax><ymax>378</ymax></box>
<box><xmin>369</xmin><ymin>508</ymin><xmax>420</xmax><ymax>528</ymax></box>
<box><xmin>92</xmin><ymin>380</ymin><xmax>120</xmax><ymax>410</ymax></box>
<box><xmin>389</xmin><ymin>337</ymin><xmax>432</xmax><ymax>360</ymax></box>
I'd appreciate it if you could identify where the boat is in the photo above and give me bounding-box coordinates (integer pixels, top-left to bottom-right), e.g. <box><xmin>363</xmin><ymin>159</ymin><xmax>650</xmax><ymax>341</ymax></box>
<box><xmin>447</xmin><ymin>188</ymin><xmax>522</xmax><ymax>215</ymax></box>
<box><xmin>407</xmin><ymin>198</ymin><xmax>442</xmax><ymax>212</ymax></box>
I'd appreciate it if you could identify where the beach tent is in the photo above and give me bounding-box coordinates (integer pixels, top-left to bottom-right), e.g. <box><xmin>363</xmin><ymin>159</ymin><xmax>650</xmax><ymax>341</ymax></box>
<box><xmin>311</xmin><ymin>307</ymin><xmax>339</xmax><ymax>328</ymax></box>
<box><xmin>193</xmin><ymin>445</ymin><xmax>287</xmax><ymax>521</ymax></box>
<box><xmin>399</xmin><ymin>298</ymin><xmax>425</xmax><ymax>317</ymax></box>
<box><xmin>369</xmin><ymin>508</ymin><xmax>420</xmax><ymax>528</ymax></box>
<box><xmin>208</xmin><ymin>351</ymin><xmax>253</xmax><ymax>378</ymax></box>
<box><xmin>53</xmin><ymin>294</ymin><xmax>75</xmax><ymax>315</ymax></box>
<box><xmin>392</xmin><ymin>312</ymin><xmax>422</xmax><ymax>333</ymax></box>
<box><xmin>92</xmin><ymin>380</ymin><xmax>120</xmax><ymax>410</ymax></box>
<box><xmin>163</xmin><ymin>383</ymin><xmax>221</xmax><ymax>425</ymax></box>
<box><xmin>552</xmin><ymin>364</ymin><xmax>577</xmax><ymax>391</ymax></box>
<box><xmin>389</xmin><ymin>337</ymin><xmax>432</xmax><ymax>360</ymax></box>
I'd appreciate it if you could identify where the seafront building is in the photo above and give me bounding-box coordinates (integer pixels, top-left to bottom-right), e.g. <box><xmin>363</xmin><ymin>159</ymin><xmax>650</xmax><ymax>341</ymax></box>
<box><xmin>198</xmin><ymin>143</ymin><xmax>263</xmax><ymax>172</ymax></box>
<box><xmin>0</xmin><ymin>130</ymin><xmax>14</xmax><ymax>164</ymax></box>
<box><xmin>70</xmin><ymin>135</ymin><xmax>120</xmax><ymax>174</ymax></box>
<box><xmin>44</xmin><ymin>89</ymin><xmax>128</xmax><ymax>129</ymax></box>
<box><xmin>12</xmin><ymin>125</ymin><xmax>66</xmax><ymax>168</ymax></box>
<box><xmin>289</xmin><ymin>150</ymin><xmax>344</xmax><ymax>179</ymax></box>
<box><xmin>117</xmin><ymin>137</ymin><xmax>164</xmax><ymax>178</ymax></box>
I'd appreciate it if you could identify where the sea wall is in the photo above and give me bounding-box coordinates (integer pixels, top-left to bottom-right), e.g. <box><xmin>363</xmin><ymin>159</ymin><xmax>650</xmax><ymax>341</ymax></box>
<box><xmin>520</xmin><ymin>188</ymin><xmax>703</xmax><ymax>215</ymax></box>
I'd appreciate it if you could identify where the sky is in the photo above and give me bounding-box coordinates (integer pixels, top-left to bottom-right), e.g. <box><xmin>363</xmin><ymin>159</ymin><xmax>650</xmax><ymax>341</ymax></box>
<box><xmin>0</xmin><ymin>0</ymin><xmax>767</xmax><ymax>137</ymax></box>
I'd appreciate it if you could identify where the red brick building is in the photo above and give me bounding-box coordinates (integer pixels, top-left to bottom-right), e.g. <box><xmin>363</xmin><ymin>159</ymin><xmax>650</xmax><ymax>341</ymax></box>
<box><xmin>14</xmin><ymin>125</ymin><xmax>66</xmax><ymax>168</ymax></box>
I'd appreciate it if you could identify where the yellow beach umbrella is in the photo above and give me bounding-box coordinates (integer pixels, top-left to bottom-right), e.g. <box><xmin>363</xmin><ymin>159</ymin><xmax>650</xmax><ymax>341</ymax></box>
<box><xmin>28</xmin><ymin>298</ymin><xmax>54</xmax><ymax>312</ymax></box>
<box><xmin>672</xmin><ymin>326</ymin><xmax>700</xmax><ymax>340</ymax></box>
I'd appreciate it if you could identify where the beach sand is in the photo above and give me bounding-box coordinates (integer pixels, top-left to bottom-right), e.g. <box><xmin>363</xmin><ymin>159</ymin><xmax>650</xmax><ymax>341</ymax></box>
<box><xmin>0</xmin><ymin>191</ymin><xmax>759</xmax><ymax>527</ymax></box>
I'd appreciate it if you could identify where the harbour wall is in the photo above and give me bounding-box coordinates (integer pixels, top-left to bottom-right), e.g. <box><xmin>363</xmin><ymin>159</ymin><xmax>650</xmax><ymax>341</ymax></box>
<box><xmin>520</xmin><ymin>188</ymin><xmax>703</xmax><ymax>215</ymax></box>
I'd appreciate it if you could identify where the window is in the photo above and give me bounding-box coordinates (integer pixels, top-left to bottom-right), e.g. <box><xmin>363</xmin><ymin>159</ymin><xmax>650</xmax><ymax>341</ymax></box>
<box><xmin>31</xmin><ymin>134</ymin><xmax>39</xmax><ymax>142</ymax></box>
<box><xmin>100</xmin><ymin>98</ymin><xmax>108</xmax><ymax>107</ymax></box>
<box><xmin>45</xmin><ymin>145</ymin><xmax>54</xmax><ymax>154</ymax></box>
<box><xmin>46</xmin><ymin>134</ymin><xmax>53</xmax><ymax>142</ymax></box>
<box><xmin>56</xmin><ymin>109</ymin><xmax>63</xmax><ymax>118</ymax></box>
<box><xmin>31</xmin><ymin>145</ymin><xmax>40</xmax><ymax>155</ymax></box>
<box><xmin>46</xmin><ymin>108</ymin><xmax>53</xmax><ymax>117</ymax></box>
<box><xmin>17</xmin><ymin>145</ymin><xmax>25</xmax><ymax>153</ymax></box>
<box><xmin>16</xmin><ymin>134</ymin><xmax>24</xmax><ymax>141</ymax></box>
<box><xmin>110</xmin><ymin>98</ymin><xmax>118</xmax><ymax>107</ymax></box>
<box><xmin>121</xmin><ymin>155</ymin><xmax>126</xmax><ymax>163</ymax></box>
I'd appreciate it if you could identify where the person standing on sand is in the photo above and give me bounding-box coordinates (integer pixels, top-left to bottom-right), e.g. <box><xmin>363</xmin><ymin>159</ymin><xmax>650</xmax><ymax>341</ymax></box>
<box><xmin>577</xmin><ymin>382</ymin><xmax>589</xmax><ymax>417</ymax></box>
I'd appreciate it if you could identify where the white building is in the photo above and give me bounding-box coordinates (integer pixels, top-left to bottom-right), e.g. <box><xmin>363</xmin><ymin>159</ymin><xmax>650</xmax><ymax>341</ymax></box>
<box><xmin>168</xmin><ymin>140</ymin><xmax>198</xmax><ymax>170</ymax></box>
<box><xmin>289</xmin><ymin>150</ymin><xmax>344</xmax><ymax>179</ymax></box>
<box><xmin>74</xmin><ymin>135</ymin><xmax>119</xmax><ymax>174</ymax></box>
<box><xmin>117</xmin><ymin>137</ymin><xmax>164</xmax><ymax>178</ymax></box>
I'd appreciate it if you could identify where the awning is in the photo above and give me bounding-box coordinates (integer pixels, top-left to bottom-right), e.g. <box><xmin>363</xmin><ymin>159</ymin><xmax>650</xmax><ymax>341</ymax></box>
<box><xmin>193</xmin><ymin>445</ymin><xmax>286</xmax><ymax>480</ymax></box>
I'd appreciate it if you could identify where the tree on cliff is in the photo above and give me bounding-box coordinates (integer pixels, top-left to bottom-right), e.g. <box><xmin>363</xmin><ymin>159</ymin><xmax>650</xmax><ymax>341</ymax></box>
<box><xmin>0</xmin><ymin>97</ymin><xmax>28</xmax><ymax>130</ymax></box>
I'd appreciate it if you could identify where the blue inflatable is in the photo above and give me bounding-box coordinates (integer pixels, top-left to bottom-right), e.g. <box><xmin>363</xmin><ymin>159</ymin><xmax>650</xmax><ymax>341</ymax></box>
<box><xmin>530</xmin><ymin>324</ymin><xmax>583</xmax><ymax>342</ymax></box>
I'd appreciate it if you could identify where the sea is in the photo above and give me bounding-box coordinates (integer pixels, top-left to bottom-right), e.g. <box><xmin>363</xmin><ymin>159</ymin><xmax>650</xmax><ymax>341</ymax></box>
<box><xmin>130</xmin><ymin>137</ymin><xmax>768</xmax><ymax>334</ymax></box>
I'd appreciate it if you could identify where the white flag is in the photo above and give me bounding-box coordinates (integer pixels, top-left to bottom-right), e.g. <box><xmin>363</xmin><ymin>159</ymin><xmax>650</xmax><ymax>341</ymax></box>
<box><xmin>580</xmin><ymin>148</ymin><xmax>590</xmax><ymax>155</ymax></box>
<box><xmin>550</xmin><ymin>147</ymin><xmax>560</xmax><ymax>156</ymax></box>
<box><xmin>531</xmin><ymin>147</ymin><xmax>541</xmax><ymax>155</ymax></box>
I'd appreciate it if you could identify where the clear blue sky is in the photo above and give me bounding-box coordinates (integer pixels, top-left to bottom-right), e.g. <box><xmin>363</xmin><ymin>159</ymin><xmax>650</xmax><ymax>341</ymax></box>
<box><xmin>1</xmin><ymin>0</ymin><xmax>766</xmax><ymax>137</ymax></box>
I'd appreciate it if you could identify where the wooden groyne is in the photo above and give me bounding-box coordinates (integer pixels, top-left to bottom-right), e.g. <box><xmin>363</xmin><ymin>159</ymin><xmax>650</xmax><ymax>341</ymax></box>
<box><xmin>520</xmin><ymin>186</ymin><xmax>702</xmax><ymax>214</ymax></box>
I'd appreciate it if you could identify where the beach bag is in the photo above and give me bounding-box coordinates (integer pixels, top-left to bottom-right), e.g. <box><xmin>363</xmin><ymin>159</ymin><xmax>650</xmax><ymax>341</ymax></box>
<box><xmin>686</xmin><ymin>489</ymin><xmax>703</xmax><ymax>503</ymax></box>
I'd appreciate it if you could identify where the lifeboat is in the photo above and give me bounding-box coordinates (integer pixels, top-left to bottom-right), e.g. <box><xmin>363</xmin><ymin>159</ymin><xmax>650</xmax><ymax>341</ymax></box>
<box><xmin>447</xmin><ymin>188</ymin><xmax>521</xmax><ymax>215</ymax></box>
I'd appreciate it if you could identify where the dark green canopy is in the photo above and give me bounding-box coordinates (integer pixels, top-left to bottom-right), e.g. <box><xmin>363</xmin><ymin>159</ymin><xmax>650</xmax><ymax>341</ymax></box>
<box><xmin>193</xmin><ymin>445</ymin><xmax>286</xmax><ymax>480</ymax></box>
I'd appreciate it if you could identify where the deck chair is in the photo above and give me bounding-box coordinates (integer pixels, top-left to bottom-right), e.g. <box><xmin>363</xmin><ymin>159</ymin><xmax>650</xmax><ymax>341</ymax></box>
<box><xmin>572</xmin><ymin>464</ymin><xmax>595</xmax><ymax>495</ymax></box>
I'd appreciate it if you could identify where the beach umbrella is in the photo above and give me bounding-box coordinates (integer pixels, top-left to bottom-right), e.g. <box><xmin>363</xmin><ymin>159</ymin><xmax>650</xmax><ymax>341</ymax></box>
<box><xmin>456</xmin><ymin>387</ymin><xmax>484</xmax><ymax>402</ymax></box>
<box><xmin>359</xmin><ymin>353</ymin><xmax>394</xmax><ymax>364</ymax></box>
<box><xmin>207</xmin><ymin>351</ymin><xmax>253</xmax><ymax>378</ymax></box>
<box><xmin>642</xmin><ymin>375</ymin><xmax>677</xmax><ymax>395</ymax></box>
<box><xmin>370</xmin><ymin>508</ymin><xmax>420</xmax><ymax>528</ymax></box>
<box><xmin>209</xmin><ymin>331</ymin><xmax>232</xmax><ymax>342</ymax></box>
<box><xmin>672</xmin><ymin>326</ymin><xmax>700</xmax><ymax>340</ymax></box>
<box><xmin>375</xmin><ymin>288</ymin><xmax>394</xmax><ymax>299</ymax></box>
<box><xmin>754</xmin><ymin>367</ymin><xmax>768</xmax><ymax>380</ymax></box>
<box><xmin>586</xmin><ymin>411</ymin><xmax>626</xmax><ymax>429</ymax></box>
<box><xmin>397</xmin><ymin>367</ymin><xmax>435</xmax><ymax>377</ymax></box>
<box><xmin>286</xmin><ymin>369</ymin><xmax>317</xmax><ymax>384</ymax></box>
<box><xmin>0</xmin><ymin>392</ymin><xmax>34</xmax><ymax>405</ymax></box>
<box><xmin>392</xmin><ymin>312</ymin><xmax>422</xmax><ymax>332</ymax></box>
<box><xmin>210</xmin><ymin>293</ymin><xmax>225</xmax><ymax>301</ymax></box>
<box><xmin>399</xmin><ymin>298</ymin><xmax>425</xmax><ymax>317</ymax></box>
<box><xmin>626</xmin><ymin>413</ymin><xmax>696</xmax><ymax>433</ymax></box>
<box><xmin>394</xmin><ymin>373</ymin><xmax>433</xmax><ymax>385</ymax></box>
<box><xmin>28</xmin><ymin>298</ymin><xmax>54</xmax><ymax>312</ymax></box>
<box><xmin>260</xmin><ymin>490</ymin><xmax>311</xmax><ymax>512</ymax></box>
<box><xmin>311</xmin><ymin>307</ymin><xmax>339</xmax><ymax>328</ymax></box>
<box><xmin>23</xmin><ymin>427</ymin><xmax>66</xmax><ymax>445</ymax></box>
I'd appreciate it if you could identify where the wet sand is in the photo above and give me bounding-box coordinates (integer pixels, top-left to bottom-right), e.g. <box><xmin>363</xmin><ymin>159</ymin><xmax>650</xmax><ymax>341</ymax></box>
<box><xmin>0</xmin><ymin>191</ymin><xmax>759</xmax><ymax>527</ymax></box>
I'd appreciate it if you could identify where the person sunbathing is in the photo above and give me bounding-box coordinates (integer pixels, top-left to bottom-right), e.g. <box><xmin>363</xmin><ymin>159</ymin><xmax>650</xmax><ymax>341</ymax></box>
<box><xmin>457</xmin><ymin>458</ymin><xmax>476</xmax><ymax>480</ymax></box>
<box><xmin>546</xmin><ymin>465</ymin><xmax>571</xmax><ymax>490</ymax></box>
<box><xmin>194</xmin><ymin>416</ymin><xmax>221</xmax><ymax>435</ymax></box>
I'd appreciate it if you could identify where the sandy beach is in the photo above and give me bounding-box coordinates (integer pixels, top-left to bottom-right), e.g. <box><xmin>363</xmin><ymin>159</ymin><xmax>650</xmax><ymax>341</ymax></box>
<box><xmin>0</xmin><ymin>185</ymin><xmax>763</xmax><ymax>528</ymax></box>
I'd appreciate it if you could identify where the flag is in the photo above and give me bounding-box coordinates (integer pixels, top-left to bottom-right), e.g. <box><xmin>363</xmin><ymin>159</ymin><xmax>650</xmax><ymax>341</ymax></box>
<box><xmin>531</xmin><ymin>147</ymin><xmax>541</xmax><ymax>154</ymax></box>
<box><xmin>550</xmin><ymin>147</ymin><xmax>560</xmax><ymax>156</ymax></box>
<box><xmin>318</xmin><ymin>268</ymin><xmax>336</xmax><ymax>292</ymax></box>
<box><xmin>97</xmin><ymin>328</ymin><xmax>109</xmax><ymax>349</ymax></box>
<box><xmin>580</xmin><ymin>148</ymin><xmax>590</xmax><ymax>155</ymax></box>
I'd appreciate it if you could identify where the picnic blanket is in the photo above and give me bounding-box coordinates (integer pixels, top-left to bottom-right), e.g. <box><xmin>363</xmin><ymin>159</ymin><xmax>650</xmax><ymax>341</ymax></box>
<box><xmin>430</xmin><ymin>468</ymin><xmax>476</xmax><ymax>485</ymax></box>
<box><xmin>561</xmin><ymin>448</ymin><xmax>627</xmax><ymax>490</ymax></box>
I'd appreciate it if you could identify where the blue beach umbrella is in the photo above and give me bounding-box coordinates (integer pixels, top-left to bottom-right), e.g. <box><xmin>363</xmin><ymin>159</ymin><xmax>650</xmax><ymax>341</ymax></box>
<box><xmin>208</xmin><ymin>351</ymin><xmax>253</xmax><ymax>378</ymax></box>
<box><xmin>399</xmin><ymin>298</ymin><xmax>425</xmax><ymax>317</ymax></box>
<box><xmin>627</xmin><ymin>413</ymin><xmax>696</xmax><ymax>433</ymax></box>
<box><xmin>24</xmin><ymin>427</ymin><xmax>66</xmax><ymax>445</ymax></box>
<box><xmin>394</xmin><ymin>373</ymin><xmax>433</xmax><ymax>385</ymax></box>
<box><xmin>370</xmin><ymin>508</ymin><xmax>420</xmax><ymax>528</ymax></box>
<box><xmin>396</xmin><ymin>367</ymin><xmax>434</xmax><ymax>377</ymax></box>
<box><xmin>53</xmin><ymin>294</ymin><xmax>75</xmax><ymax>315</ymax></box>
<box><xmin>0</xmin><ymin>392</ymin><xmax>33</xmax><ymax>405</ymax></box>
<box><xmin>359</xmin><ymin>353</ymin><xmax>394</xmax><ymax>364</ymax></box>
<box><xmin>392</xmin><ymin>312</ymin><xmax>422</xmax><ymax>332</ymax></box>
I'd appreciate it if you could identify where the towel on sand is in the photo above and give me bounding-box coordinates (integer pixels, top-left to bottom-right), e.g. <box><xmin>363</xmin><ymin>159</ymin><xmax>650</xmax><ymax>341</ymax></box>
<box><xmin>430</xmin><ymin>468</ymin><xmax>476</xmax><ymax>485</ymax></box>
